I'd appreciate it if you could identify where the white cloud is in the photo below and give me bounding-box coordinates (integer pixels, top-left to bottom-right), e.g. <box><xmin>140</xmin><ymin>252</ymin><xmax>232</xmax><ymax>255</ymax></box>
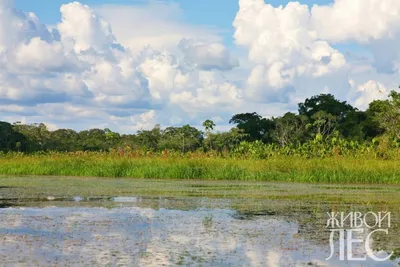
<box><xmin>44</xmin><ymin>122</ymin><xmax>58</xmax><ymax>131</ymax></box>
<box><xmin>234</xmin><ymin>0</ymin><xmax>400</xmax><ymax>109</ymax></box>
<box><xmin>0</xmin><ymin>1</ymin><xmax>152</xmax><ymax>131</ymax></box>
<box><xmin>0</xmin><ymin>0</ymin><xmax>400</xmax><ymax>133</ymax></box>
<box><xmin>58</xmin><ymin>2</ymin><xmax>116</xmax><ymax>53</ymax></box>
<box><xmin>311</xmin><ymin>0</ymin><xmax>400</xmax><ymax>43</ymax></box>
<box><xmin>94</xmin><ymin>2</ymin><xmax>222</xmax><ymax>55</ymax></box>
<box><xmin>128</xmin><ymin>110</ymin><xmax>158</xmax><ymax>131</ymax></box>
<box><xmin>0</xmin><ymin>104</ymin><xmax>26</xmax><ymax>113</ymax></box>
<box><xmin>178</xmin><ymin>38</ymin><xmax>238</xmax><ymax>71</ymax></box>
<box><xmin>234</xmin><ymin>0</ymin><xmax>349</xmax><ymax>103</ymax></box>
<box><xmin>311</xmin><ymin>0</ymin><xmax>400</xmax><ymax>73</ymax></box>
<box><xmin>13</xmin><ymin>37</ymin><xmax>74</xmax><ymax>73</ymax></box>
<box><xmin>354</xmin><ymin>80</ymin><xmax>389</xmax><ymax>110</ymax></box>
<box><xmin>138</xmin><ymin>48</ymin><xmax>243</xmax><ymax>117</ymax></box>
<box><xmin>0</xmin><ymin>1</ymin><xmax>245</xmax><ymax>132</ymax></box>
<box><xmin>0</xmin><ymin>0</ymin><xmax>53</xmax><ymax>52</ymax></box>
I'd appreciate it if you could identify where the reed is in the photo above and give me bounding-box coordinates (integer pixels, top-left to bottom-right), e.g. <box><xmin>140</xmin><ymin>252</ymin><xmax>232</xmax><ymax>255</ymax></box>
<box><xmin>0</xmin><ymin>152</ymin><xmax>399</xmax><ymax>184</ymax></box>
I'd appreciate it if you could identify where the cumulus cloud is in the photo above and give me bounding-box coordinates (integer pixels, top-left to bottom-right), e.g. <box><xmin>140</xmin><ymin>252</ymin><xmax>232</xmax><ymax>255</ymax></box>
<box><xmin>234</xmin><ymin>0</ymin><xmax>400</xmax><ymax>108</ymax></box>
<box><xmin>128</xmin><ymin>110</ymin><xmax>158</xmax><ymax>131</ymax></box>
<box><xmin>178</xmin><ymin>38</ymin><xmax>238</xmax><ymax>71</ymax></box>
<box><xmin>2</xmin><ymin>3</ymin><xmax>151</xmax><ymax>109</ymax></box>
<box><xmin>354</xmin><ymin>80</ymin><xmax>389</xmax><ymax>110</ymax></box>
<box><xmin>0</xmin><ymin>1</ymin><xmax>53</xmax><ymax>51</ymax></box>
<box><xmin>0</xmin><ymin>0</ymin><xmax>399</xmax><ymax>132</ymax></box>
<box><xmin>94</xmin><ymin>2</ymin><xmax>222</xmax><ymax>55</ymax></box>
<box><xmin>311</xmin><ymin>0</ymin><xmax>400</xmax><ymax>43</ymax></box>
<box><xmin>12</xmin><ymin>38</ymin><xmax>77</xmax><ymax>73</ymax></box>
<box><xmin>138</xmin><ymin>47</ymin><xmax>243</xmax><ymax>117</ymax></box>
<box><xmin>58</xmin><ymin>2</ymin><xmax>116</xmax><ymax>53</ymax></box>
<box><xmin>234</xmin><ymin>0</ymin><xmax>349</xmax><ymax>103</ymax></box>
<box><xmin>311</xmin><ymin>0</ymin><xmax>400</xmax><ymax>73</ymax></box>
<box><xmin>0</xmin><ymin>0</ymin><xmax>245</xmax><ymax>132</ymax></box>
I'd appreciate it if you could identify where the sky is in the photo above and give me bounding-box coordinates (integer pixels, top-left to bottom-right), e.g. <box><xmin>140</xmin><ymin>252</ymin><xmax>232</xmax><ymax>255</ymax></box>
<box><xmin>14</xmin><ymin>0</ymin><xmax>333</xmax><ymax>46</ymax></box>
<box><xmin>1</xmin><ymin>0</ymin><xmax>399</xmax><ymax>132</ymax></box>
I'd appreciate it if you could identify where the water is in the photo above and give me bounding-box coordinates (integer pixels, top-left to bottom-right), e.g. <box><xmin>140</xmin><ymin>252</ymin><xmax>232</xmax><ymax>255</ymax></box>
<box><xmin>0</xmin><ymin>177</ymin><xmax>399</xmax><ymax>266</ymax></box>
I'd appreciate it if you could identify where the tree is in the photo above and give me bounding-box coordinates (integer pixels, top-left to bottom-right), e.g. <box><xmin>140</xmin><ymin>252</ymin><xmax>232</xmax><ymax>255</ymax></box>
<box><xmin>298</xmin><ymin>94</ymin><xmax>355</xmax><ymax>120</ymax></box>
<box><xmin>298</xmin><ymin>94</ymin><xmax>359</xmax><ymax>141</ymax></box>
<box><xmin>229</xmin><ymin>112</ymin><xmax>275</xmax><ymax>143</ymax></box>
<box><xmin>362</xmin><ymin>100</ymin><xmax>389</xmax><ymax>139</ymax></box>
<box><xmin>104</xmin><ymin>128</ymin><xmax>121</xmax><ymax>148</ymax></box>
<box><xmin>340</xmin><ymin>110</ymin><xmax>368</xmax><ymax>141</ymax></box>
<box><xmin>49</xmin><ymin>129</ymin><xmax>79</xmax><ymax>151</ymax></box>
<box><xmin>0</xmin><ymin>122</ymin><xmax>14</xmax><ymax>151</ymax></box>
<box><xmin>136</xmin><ymin>125</ymin><xmax>162</xmax><ymax>151</ymax></box>
<box><xmin>208</xmin><ymin>127</ymin><xmax>248</xmax><ymax>152</ymax></box>
<box><xmin>78</xmin><ymin>129</ymin><xmax>108</xmax><ymax>151</ymax></box>
<box><xmin>0</xmin><ymin>121</ymin><xmax>27</xmax><ymax>152</ymax></box>
<box><xmin>375</xmin><ymin>90</ymin><xmax>400</xmax><ymax>140</ymax></box>
<box><xmin>13</xmin><ymin>123</ymin><xmax>51</xmax><ymax>151</ymax></box>
<box><xmin>272</xmin><ymin>113</ymin><xmax>308</xmax><ymax>146</ymax></box>
<box><xmin>309</xmin><ymin>111</ymin><xmax>338</xmax><ymax>139</ymax></box>
<box><xmin>202</xmin><ymin>120</ymin><xmax>215</xmax><ymax>132</ymax></box>
<box><xmin>161</xmin><ymin>125</ymin><xmax>203</xmax><ymax>153</ymax></box>
<box><xmin>202</xmin><ymin>119</ymin><xmax>215</xmax><ymax>150</ymax></box>
<box><xmin>119</xmin><ymin>133</ymin><xmax>140</xmax><ymax>150</ymax></box>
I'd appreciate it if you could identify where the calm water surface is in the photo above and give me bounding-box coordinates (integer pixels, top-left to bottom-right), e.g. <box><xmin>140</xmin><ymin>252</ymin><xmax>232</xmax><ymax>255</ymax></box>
<box><xmin>0</xmin><ymin>177</ymin><xmax>399</xmax><ymax>266</ymax></box>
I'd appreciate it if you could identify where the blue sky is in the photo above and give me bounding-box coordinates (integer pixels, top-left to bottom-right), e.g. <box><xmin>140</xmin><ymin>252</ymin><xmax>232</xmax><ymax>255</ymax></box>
<box><xmin>16</xmin><ymin>0</ymin><xmax>334</xmax><ymax>25</ymax></box>
<box><xmin>16</xmin><ymin>0</ymin><xmax>334</xmax><ymax>47</ymax></box>
<box><xmin>16</xmin><ymin>0</ymin><xmax>366</xmax><ymax>60</ymax></box>
<box><xmin>3</xmin><ymin>0</ymin><xmax>396</xmax><ymax>132</ymax></box>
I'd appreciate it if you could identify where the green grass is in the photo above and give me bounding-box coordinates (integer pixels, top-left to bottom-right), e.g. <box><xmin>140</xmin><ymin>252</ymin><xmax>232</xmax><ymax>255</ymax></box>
<box><xmin>0</xmin><ymin>153</ymin><xmax>399</xmax><ymax>184</ymax></box>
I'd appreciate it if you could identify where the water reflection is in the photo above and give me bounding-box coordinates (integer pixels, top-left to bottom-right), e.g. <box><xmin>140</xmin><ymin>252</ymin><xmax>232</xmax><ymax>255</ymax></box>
<box><xmin>0</xmin><ymin>203</ymin><xmax>397</xmax><ymax>266</ymax></box>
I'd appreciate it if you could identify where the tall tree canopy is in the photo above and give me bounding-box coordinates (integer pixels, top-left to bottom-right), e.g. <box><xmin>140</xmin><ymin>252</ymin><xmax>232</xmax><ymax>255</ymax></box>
<box><xmin>1</xmin><ymin>91</ymin><xmax>399</xmax><ymax>153</ymax></box>
<box><xmin>160</xmin><ymin>125</ymin><xmax>203</xmax><ymax>152</ymax></box>
<box><xmin>0</xmin><ymin>122</ymin><xmax>26</xmax><ymax>152</ymax></box>
<box><xmin>298</xmin><ymin>94</ymin><xmax>355</xmax><ymax>119</ymax></box>
<box><xmin>229</xmin><ymin>112</ymin><xmax>275</xmax><ymax>143</ymax></box>
<box><xmin>375</xmin><ymin>91</ymin><xmax>400</xmax><ymax>140</ymax></box>
<box><xmin>272</xmin><ymin>112</ymin><xmax>308</xmax><ymax>146</ymax></box>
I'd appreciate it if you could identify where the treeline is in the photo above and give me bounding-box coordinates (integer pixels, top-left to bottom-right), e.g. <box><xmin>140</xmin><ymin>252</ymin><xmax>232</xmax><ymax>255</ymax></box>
<box><xmin>0</xmin><ymin>91</ymin><xmax>399</xmax><ymax>154</ymax></box>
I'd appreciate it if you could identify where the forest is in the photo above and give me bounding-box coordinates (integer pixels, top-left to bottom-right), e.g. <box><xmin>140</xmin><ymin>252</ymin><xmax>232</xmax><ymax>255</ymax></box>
<box><xmin>0</xmin><ymin>91</ymin><xmax>399</xmax><ymax>183</ymax></box>
<box><xmin>1</xmin><ymin>91</ymin><xmax>399</xmax><ymax>157</ymax></box>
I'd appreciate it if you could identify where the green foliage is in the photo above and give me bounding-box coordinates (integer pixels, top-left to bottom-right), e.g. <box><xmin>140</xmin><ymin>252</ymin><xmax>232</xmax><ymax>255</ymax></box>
<box><xmin>309</xmin><ymin>111</ymin><xmax>338</xmax><ymax>139</ymax></box>
<box><xmin>298</xmin><ymin>93</ymin><xmax>354</xmax><ymax>119</ymax></box>
<box><xmin>78</xmin><ymin>129</ymin><xmax>109</xmax><ymax>151</ymax></box>
<box><xmin>272</xmin><ymin>112</ymin><xmax>308</xmax><ymax>146</ymax></box>
<box><xmin>48</xmin><ymin>129</ymin><xmax>79</xmax><ymax>151</ymax></box>
<box><xmin>375</xmin><ymin>90</ymin><xmax>400</xmax><ymax>140</ymax></box>
<box><xmin>12</xmin><ymin>122</ymin><xmax>50</xmax><ymax>151</ymax></box>
<box><xmin>207</xmin><ymin>127</ymin><xmax>248</xmax><ymax>153</ymax></box>
<box><xmin>230</xmin><ymin>134</ymin><xmax>400</xmax><ymax>160</ymax></box>
<box><xmin>160</xmin><ymin>125</ymin><xmax>203</xmax><ymax>153</ymax></box>
<box><xmin>0</xmin><ymin>122</ymin><xmax>27</xmax><ymax>152</ymax></box>
<box><xmin>0</xmin><ymin>152</ymin><xmax>399</xmax><ymax>184</ymax></box>
<box><xmin>363</xmin><ymin>101</ymin><xmax>387</xmax><ymax>139</ymax></box>
<box><xmin>202</xmin><ymin>119</ymin><xmax>215</xmax><ymax>132</ymax></box>
<box><xmin>203</xmin><ymin>119</ymin><xmax>216</xmax><ymax>150</ymax></box>
<box><xmin>136</xmin><ymin>125</ymin><xmax>162</xmax><ymax>151</ymax></box>
<box><xmin>1</xmin><ymin>91</ymin><xmax>399</xmax><ymax>156</ymax></box>
<box><xmin>229</xmin><ymin>112</ymin><xmax>275</xmax><ymax>143</ymax></box>
<box><xmin>340</xmin><ymin>110</ymin><xmax>368</xmax><ymax>141</ymax></box>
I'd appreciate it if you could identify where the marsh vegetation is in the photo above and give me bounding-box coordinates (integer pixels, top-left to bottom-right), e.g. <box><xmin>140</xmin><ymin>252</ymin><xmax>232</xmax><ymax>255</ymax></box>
<box><xmin>0</xmin><ymin>92</ymin><xmax>399</xmax><ymax>184</ymax></box>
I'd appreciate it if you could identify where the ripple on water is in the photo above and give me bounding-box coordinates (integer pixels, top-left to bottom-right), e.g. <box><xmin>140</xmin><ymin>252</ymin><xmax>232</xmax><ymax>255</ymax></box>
<box><xmin>0</xmin><ymin>205</ymin><xmax>396</xmax><ymax>266</ymax></box>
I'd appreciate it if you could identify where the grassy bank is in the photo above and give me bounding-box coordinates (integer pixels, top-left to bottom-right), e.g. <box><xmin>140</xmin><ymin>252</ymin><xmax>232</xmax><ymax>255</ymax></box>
<box><xmin>0</xmin><ymin>153</ymin><xmax>399</xmax><ymax>184</ymax></box>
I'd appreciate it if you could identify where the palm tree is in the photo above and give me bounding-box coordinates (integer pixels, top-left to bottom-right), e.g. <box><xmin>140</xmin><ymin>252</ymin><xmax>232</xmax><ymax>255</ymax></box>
<box><xmin>202</xmin><ymin>119</ymin><xmax>215</xmax><ymax>150</ymax></box>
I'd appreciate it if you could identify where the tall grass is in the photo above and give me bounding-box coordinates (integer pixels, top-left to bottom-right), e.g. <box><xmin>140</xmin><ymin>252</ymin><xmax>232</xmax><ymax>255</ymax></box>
<box><xmin>0</xmin><ymin>152</ymin><xmax>399</xmax><ymax>184</ymax></box>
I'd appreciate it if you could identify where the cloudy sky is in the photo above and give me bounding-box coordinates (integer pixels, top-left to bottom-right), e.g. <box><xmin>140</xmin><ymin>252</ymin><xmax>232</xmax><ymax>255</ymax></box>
<box><xmin>0</xmin><ymin>0</ymin><xmax>398</xmax><ymax>132</ymax></box>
